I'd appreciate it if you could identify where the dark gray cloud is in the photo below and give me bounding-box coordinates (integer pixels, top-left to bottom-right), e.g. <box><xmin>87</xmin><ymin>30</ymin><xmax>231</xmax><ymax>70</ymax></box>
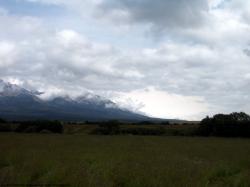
<box><xmin>244</xmin><ymin>49</ymin><xmax>250</xmax><ymax>57</ymax></box>
<box><xmin>97</xmin><ymin>0</ymin><xmax>209</xmax><ymax>30</ymax></box>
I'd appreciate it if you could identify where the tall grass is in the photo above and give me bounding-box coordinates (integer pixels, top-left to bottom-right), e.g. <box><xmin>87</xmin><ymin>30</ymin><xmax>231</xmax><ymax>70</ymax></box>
<box><xmin>0</xmin><ymin>134</ymin><xmax>250</xmax><ymax>186</ymax></box>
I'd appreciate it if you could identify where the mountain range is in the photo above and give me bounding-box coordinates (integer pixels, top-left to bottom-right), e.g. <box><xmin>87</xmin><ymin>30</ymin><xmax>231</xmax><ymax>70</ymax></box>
<box><xmin>0</xmin><ymin>80</ymin><xmax>149</xmax><ymax>121</ymax></box>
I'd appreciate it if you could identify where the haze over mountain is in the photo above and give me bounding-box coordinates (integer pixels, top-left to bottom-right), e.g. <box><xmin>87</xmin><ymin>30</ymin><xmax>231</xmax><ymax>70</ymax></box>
<box><xmin>0</xmin><ymin>80</ymin><xmax>149</xmax><ymax>121</ymax></box>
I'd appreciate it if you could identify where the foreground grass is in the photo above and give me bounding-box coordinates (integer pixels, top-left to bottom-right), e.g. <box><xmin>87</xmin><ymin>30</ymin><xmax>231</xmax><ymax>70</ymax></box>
<box><xmin>0</xmin><ymin>134</ymin><xmax>250</xmax><ymax>187</ymax></box>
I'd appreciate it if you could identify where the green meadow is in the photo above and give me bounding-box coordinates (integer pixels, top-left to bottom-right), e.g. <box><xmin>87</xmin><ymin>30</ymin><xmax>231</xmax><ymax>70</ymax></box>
<box><xmin>0</xmin><ymin>133</ymin><xmax>250</xmax><ymax>187</ymax></box>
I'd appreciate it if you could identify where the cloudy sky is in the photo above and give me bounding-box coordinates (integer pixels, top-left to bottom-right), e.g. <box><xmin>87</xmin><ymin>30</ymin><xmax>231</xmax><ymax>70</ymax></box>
<box><xmin>0</xmin><ymin>0</ymin><xmax>250</xmax><ymax>120</ymax></box>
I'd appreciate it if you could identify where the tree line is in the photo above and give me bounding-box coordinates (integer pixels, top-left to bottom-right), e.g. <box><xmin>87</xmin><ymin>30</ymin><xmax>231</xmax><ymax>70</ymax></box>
<box><xmin>1</xmin><ymin>112</ymin><xmax>250</xmax><ymax>137</ymax></box>
<box><xmin>91</xmin><ymin>112</ymin><xmax>250</xmax><ymax>137</ymax></box>
<box><xmin>197</xmin><ymin>112</ymin><xmax>250</xmax><ymax>137</ymax></box>
<box><xmin>0</xmin><ymin>120</ymin><xmax>63</xmax><ymax>133</ymax></box>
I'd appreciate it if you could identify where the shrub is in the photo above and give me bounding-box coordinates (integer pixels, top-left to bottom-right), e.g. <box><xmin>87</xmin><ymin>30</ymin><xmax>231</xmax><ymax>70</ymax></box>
<box><xmin>40</xmin><ymin>129</ymin><xmax>52</xmax><ymax>134</ymax></box>
<box><xmin>91</xmin><ymin>120</ymin><xmax>121</xmax><ymax>135</ymax></box>
<box><xmin>16</xmin><ymin>120</ymin><xmax>63</xmax><ymax>133</ymax></box>
<box><xmin>0</xmin><ymin>123</ymin><xmax>12</xmax><ymax>132</ymax></box>
<box><xmin>0</xmin><ymin>118</ymin><xmax>6</xmax><ymax>123</ymax></box>
<box><xmin>161</xmin><ymin>121</ymin><xmax>170</xmax><ymax>125</ymax></box>
<box><xmin>137</xmin><ymin>121</ymin><xmax>154</xmax><ymax>125</ymax></box>
<box><xmin>121</xmin><ymin>127</ymin><xmax>166</xmax><ymax>136</ymax></box>
<box><xmin>198</xmin><ymin>112</ymin><xmax>250</xmax><ymax>137</ymax></box>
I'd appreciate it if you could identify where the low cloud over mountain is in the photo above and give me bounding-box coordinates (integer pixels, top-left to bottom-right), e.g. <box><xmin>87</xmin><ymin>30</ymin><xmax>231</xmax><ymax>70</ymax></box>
<box><xmin>0</xmin><ymin>80</ymin><xmax>148</xmax><ymax>121</ymax></box>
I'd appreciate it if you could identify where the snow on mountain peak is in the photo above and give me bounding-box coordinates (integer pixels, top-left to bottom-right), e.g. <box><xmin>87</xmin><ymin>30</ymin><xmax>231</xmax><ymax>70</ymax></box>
<box><xmin>76</xmin><ymin>92</ymin><xmax>117</xmax><ymax>108</ymax></box>
<box><xmin>0</xmin><ymin>79</ymin><xmax>34</xmax><ymax>96</ymax></box>
<box><xmin>0</xmin><ymin>80</ymin><xmax>118</xmax><ymax>109</ymax></box>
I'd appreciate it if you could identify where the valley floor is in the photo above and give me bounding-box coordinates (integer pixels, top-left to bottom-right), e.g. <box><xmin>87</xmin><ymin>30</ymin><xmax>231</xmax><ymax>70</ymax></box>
<box><xmin>0</xmin><ymin>133</ymin><xmax>250</xmax><ymax>187</ymax></box>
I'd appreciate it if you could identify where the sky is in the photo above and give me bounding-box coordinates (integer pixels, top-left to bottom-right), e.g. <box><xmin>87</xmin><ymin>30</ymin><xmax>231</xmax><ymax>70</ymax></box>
<box><xmin>0</xmin><ymin>0</ymin><xmax>250</xmax><ymax>120</ymax></box>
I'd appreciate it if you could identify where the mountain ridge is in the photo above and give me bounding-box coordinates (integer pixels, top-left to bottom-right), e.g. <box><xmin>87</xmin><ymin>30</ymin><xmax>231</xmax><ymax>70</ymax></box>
<box><xmin>0</xmin><ymin>80</ymin><xmax>149</xmax><ymax>121</ymax></box>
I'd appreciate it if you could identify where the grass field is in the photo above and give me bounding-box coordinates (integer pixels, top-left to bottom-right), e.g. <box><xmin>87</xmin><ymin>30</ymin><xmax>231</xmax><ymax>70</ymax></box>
<box><xmin>0</xmin><ymin>133</ymin><xmax>250</xmax><ymax>187</ymax></box>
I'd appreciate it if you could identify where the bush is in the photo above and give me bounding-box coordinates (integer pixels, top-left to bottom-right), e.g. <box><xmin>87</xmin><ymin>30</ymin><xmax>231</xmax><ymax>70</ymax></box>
<box><xmin>137</xmin><ymin>121</ymin><xmax>154</xmax><ymax>125</ymax></box>
<box><xmin>91</xmin><ymin>120</ymin><xmax>121</xmax><ymax>135</ymax></box>
<box><xmin>40</xmin><ymin>129</ymin><xmax>52</xmax><ymax>134</ymax></box>
<box><xmin>0</xmin><ymin>118</ymin><xmax>6</xmax><ymax>123</ymax></box>
<box><xmin>91</xmin><ymin>120</ymin><xmax>166</xmax><ymax>136</ymax></box>
<box><xmin>161</xmin><ymin>121</ymin><xmax>170</xmax><ymax>125</ymax></box>
<box><xmin>16</xmin><ymin>120</ymin><xmax>63</xmax><ymax>133</ymax></box>
<box><xmin>91</xmin><ymin>123</ymin><xmax>166</xmax><ymax>136</ymax></box>
<box><xmin>121</xmin><ymin>127</ymin><xmax>166</xmax><ymax>136</ymax></box>
<box><xmin>198</xmin><ymin>112</ymin><xmax>250</xmax><ymax>137</ymax></box>
<box><xmin>0</xmin><ymin>123</ymin><xmax>12</xmax><ymax>132</ymax></box>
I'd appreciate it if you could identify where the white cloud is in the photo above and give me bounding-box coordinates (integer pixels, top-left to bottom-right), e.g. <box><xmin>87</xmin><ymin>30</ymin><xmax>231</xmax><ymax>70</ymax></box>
<box><xmin>223</xmin><ymin>0</ymin><xmax>250</xmax><ymax>24</ymax></box>
<box><xmin>0</xmin><ymin>7</ymin><xmax>8</xmax><ymax>16</ymax></box>
<box><xmin>0</xmin><ymin>42</ymin><xmax>18</xmax><ymax>67</ymax></box>
<box><xmin>112</xmin><ymin>87</ymin><xmax>210</xmax><ymax>120</ymax></box>
<box><xmin>1</xmin><ymin>0</ymin><xmax>250</xmax><ymax>119</ymax></box>
<box><xmin>0</xmin><ymin>22</ymin><xmax>249</xmax><ymax>119</ymax></box>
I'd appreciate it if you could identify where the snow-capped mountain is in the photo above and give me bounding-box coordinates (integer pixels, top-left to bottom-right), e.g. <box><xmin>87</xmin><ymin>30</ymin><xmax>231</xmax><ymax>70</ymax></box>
<box><xmin>0</xmin><ymin>80</ymin><xmax>42</xmax><ymax>97</ymax></box>
<box><xmin>0</xmin><ymin>80</ymin><xmax>149</xmax><ymax>121</ymax></box>
<box><xmin>0</xmin><ymin>80</ymin><xmax>30</xmax><ymax>96</ymax></box>
<box><xmin>76</xmin><ymin>93</ymin><xmax>117</xmax><ymax>108</ymax></box>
